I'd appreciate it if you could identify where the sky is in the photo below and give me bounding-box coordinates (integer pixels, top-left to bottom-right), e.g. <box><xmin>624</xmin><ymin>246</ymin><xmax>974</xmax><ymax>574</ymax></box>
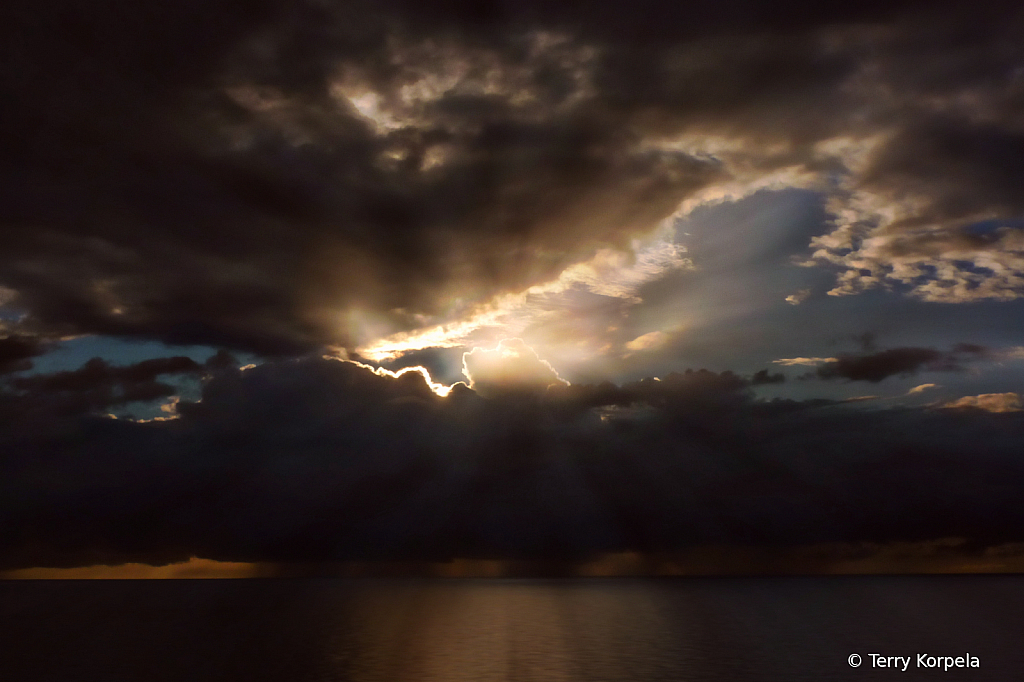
<box><xmin>2</xmin><ymin>0</ymin><xmax>1024</xmax><ymax>574</ymax></box>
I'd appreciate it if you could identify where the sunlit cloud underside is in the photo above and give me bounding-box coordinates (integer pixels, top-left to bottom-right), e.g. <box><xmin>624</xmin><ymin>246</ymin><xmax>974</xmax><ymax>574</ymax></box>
<box><xmin>352</xmin><ymin>237</ymin><xmax>694</xmax><ymax>376</ymax></box>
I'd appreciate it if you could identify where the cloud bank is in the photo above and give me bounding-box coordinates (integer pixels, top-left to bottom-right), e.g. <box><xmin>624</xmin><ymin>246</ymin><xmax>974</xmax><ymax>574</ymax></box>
<box><xmin>1</xmin><ymin>0</ymin><xmax>1022</xmax><ymax>358</ymax></box>
<box><xmin>3</xmin><ymin>356</ymin><xmax>1023</xmax><ymax>569</ymax></box>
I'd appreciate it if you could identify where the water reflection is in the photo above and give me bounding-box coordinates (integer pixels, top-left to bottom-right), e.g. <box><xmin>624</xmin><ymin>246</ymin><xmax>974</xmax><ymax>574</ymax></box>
<box><xmin>320</xmin><ymin>582</ymin><xmax>679</xmax><ymax>681</ymax></box>
<box><xmin>1</xmin><ymin>577</ymin><xmax>1022</xmax><ymax>681</ymax></box>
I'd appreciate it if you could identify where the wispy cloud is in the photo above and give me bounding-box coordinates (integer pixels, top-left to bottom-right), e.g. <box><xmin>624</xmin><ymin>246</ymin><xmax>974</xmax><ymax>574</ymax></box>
<box><xmin>773</xmin><ymin>357</ymin><xmax>838</xmax><ymax>367</ymax></box>
<box><xmin>624</xmin><ymin>331</ymin><xmax>670</xmax><ymax>353</ymax></box>
<box><xmin>785</xmin><ymin>288</ymin><xmax>811</xmax><ymax>305</ymax></box>
<box><xmin>943</xmin><ymin>393</ymin><xmax>1023</xmax><ymax>413</ymax></box>
<box><xmin>356</xmin><ymin>238</ymin><xmax>692</xmax><ymax>362</ymax></box>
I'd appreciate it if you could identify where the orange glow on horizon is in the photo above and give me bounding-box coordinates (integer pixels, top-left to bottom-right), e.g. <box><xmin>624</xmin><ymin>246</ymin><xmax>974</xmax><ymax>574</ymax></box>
<box><xmin>6</xmin><ymin>540</ymin><xmax>1024</xmax><ymax>579</ymax></box>
<box><xmin>0</xmin><ymin>557</ymin><xmax>264</xmax><ymax>580</ymax></box>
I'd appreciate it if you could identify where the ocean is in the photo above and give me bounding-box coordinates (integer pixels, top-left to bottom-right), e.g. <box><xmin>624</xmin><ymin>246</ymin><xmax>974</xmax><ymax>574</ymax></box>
<box><xmin>1</xmin><ymin>576</ymin><xmax>1021</xmax><ymax>680</ymax></box>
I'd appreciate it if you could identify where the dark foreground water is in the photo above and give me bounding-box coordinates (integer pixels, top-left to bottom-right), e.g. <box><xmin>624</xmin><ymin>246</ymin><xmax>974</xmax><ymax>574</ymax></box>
<box><xmin>1</xmin><ymin>576</ymin><xmax>1022</xmax><ymax>681</ymax></box>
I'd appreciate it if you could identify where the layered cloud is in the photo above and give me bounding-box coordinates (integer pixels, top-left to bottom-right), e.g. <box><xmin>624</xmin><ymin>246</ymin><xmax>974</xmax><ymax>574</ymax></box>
<box><xmin>815</xmin><ymin>344</ymin><xmax>990</xmax><ymax>382</ymax></box>
<box><xmin>3</xmin><ymin>0</ymin><xmax>1024</xmax><ymax>575</ymax></box>
<box><xmin>944</xmin><ymin>392</ymin><xmax>1023</xmax><ymax>413</ymax></box>
<box><xmin>0</xmin><ymin>335</ymin><xmax>46</xmax><ymax>375</ymax></box>
<box><xmin>353</xmin><ymin>239</ymin><xmax>693</xmax><ymax>364</ymax></box>
<box><xmin>1</xmin><ymin>0</ymin><xmax>1021</xmax><ymax>361</ymax></box>
<box><xmin>1</xmin><ymin>351</ymin><xmax>237</xmax><ymax>416</ymax></box>
<box><xmin>774</xmin><ymin>357</ymin><xmax>838</xmax><ymax>367</ymax></box>
<box><xmin>3</xmin><ymin>355</ymin><xmax>1024</xmax><ymax>569</ymax></box>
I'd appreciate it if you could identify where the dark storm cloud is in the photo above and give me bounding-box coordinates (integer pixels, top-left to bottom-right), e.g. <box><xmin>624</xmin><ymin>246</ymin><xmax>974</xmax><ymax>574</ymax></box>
<box><xmin>861</xmin><ymin>119</ymin><xmax>1024</xmax><ymax>227</ymax></box>
<box><xmin>4</xmin><ymin>354</ymin><xmax>234</xmax><ymax>415</ymax></box>
<box><xmin>2</xmin><ymin>0</ymin><xmax>1022</xmax><ymax>355</ymax></box>
<box><xmin>0</xmin><ymin>335</ymin><xmax>46</xmax><ymax>375</ymax></box>
<box><xmin>751</xmin><ymin>369</ymin><xmax>786</xmax><ymax>385</ymax></box>
<box><xmin>0</xmin><ymin>0</ymin><xmax>720</xmax><ymax>353</ymax></box>
<box><xmin>3</xmin><ymin>357</ymin><xmax>1023</xmax><ymax>569</ymax></box>
<box><xmin>818</xmin><ymin>348</ymin><xmax>943</xmax><ymax>382</ymax></box>
<box><xmin>816</xmin><ymin>344</ymin><xmax>990</xmax><ymax>382</ymax></box>
<box><xmin>14</xmin><ymin>357</ymin><xmax>201</xmax><ymax>392</ymax></box>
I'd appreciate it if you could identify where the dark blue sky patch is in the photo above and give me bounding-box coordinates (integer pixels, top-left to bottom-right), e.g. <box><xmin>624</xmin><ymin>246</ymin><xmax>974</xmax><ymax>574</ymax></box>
<box><xmin>25</xmin><ymin>337</ymin><xmax>251</xmax><ymax>376</ymax></box>
<box><xmin>962</xmin><ymin>218</ymin><xmax>1024</xmax><ymax>239</ymax></box>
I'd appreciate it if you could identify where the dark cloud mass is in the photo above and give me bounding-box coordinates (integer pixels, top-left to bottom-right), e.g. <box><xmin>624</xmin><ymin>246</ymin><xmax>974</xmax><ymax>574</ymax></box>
<box><xmin>0</xmin><ymin>335</ymin><xmax>46</xmax><ymax>375</ymax></box>
<box><xmin>2</xmin><ymin>0</ymin><xmax>1024</xmax><ymax>572</ymax></box>
<box><xmin>751</xmin><ymin>368</ymin><xmax>785</xmax><ymax>385</ymax></box>
<box><xmin>2</xmin><ymin>358</ymin><xmax>1024</xmax><ymax>569</ymax></box>
<box><xmin>2</xmin><ymin>352</ymin><xmax>234</xmax><ymax>416</ymax></box>
<box><xmin>1</xmin><ymin>0</ymin><xmax>1022</xmax><ymax>353</ymax></box>
<box><xmin>816</xmin><ymin>344</ymin><xmax>989</xmax><ymax>382</ymax></box>
<box><xmin>817</xmin><ymin>347</ymin><xmax>944</xmax><ymax>382</ymax></box>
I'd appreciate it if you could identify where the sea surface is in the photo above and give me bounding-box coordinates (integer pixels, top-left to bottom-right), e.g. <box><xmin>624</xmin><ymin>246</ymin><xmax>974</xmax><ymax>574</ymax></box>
<box><xmin>1</xmin><ymin>576</ymin><xmax>1022</xmax><ymax>681</ymax></box>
